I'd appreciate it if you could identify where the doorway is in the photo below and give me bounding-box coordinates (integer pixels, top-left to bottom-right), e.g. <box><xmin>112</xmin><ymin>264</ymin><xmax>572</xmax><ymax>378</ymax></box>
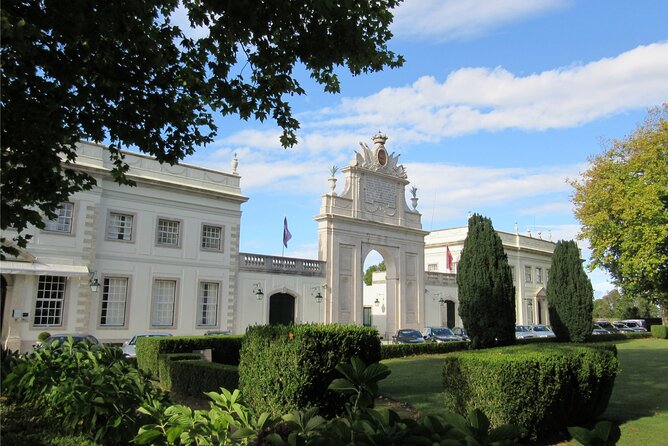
<box><xmin>269</xmin><ymin>293</ymin><xmax>295</xmax><ymax>325</ymax></box>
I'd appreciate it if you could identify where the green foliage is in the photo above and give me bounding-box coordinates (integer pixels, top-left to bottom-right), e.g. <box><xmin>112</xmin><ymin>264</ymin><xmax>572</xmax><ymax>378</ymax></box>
<box><xmin>2</xmin><ymin>338</ymin><xmax>169</xmax><ymax>445</ymax></box>
<box><xmin>651</xmin><ymin>325</ymin><xmax>668</xmax><ymax>338</ymax></box>
<box><xmin>381</xmin><ymin>340</ymin><xmax>469</xmax><ymax>359</ymax></box>
<box><xmin>547</xmin><ymin>240</ymin><xmax>594</xmax><ymax>342</ymax></box>
<box><xmin>1</xmin><ymin>0</ymin><xmax>403</xmax><ymax>256</ymax></box>
<box><xmin>442</xmin><ymin>344</ymin><xmax>619</xmax><ymax>440</ymax></box>
<box><xmin>169</xmin><ymin>360</ymin><xmax>239</xmax><ymax>396</ymax></box>
<box><xmin>593</xmin><ymin>289</ymin><xmax>659</xmax><ymax>320</ymax></box>
<box><xmin>570</xmin><ymin>104</ymin><xmax>668</xmax><ymax>322</ymax></box>
<box><xmin>157</xmin><ymin>353</ymin><xmax>202</xmax><ymax>390</ymax></box>
<box><xmin>38</xmin><ymin>331</ymin><xmax>51</xmax><ymax>342</ymax></box>
<box><xmin>239</xmin><ymin>324</ymin><xmax>381</xmax><ymax>417</ymax></box>
<box><xmin>568</xmin><ymin>420</ymin><xmax>621</xmax><ymax>446</ymax></box>
<box><xmin>137</xmin><ymin>334</ymin><xmax>243</xmax><ymax>378</ymax></box>
<box><xmin>363</xmin><ymin>261</ymin><xmax>386</xmax><ymax>286</ymax></box>
<box><xmin>457</xmin><ymin>214</ymin><xmax>516</xmax><ymax>349</ymax></box>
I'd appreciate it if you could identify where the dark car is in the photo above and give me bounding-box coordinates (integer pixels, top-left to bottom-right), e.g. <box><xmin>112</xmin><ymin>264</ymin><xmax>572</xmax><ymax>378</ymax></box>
<box><xmin>423</xmin><ymin>327</ymin><xmax>464</xmax><ymax>342</ymax></box>
<box><xmin>393</xmin><ymin>329</ymin><xmax>425</xmax><ymax>344</ymax></box>
<box><xmin>40</xmin><ymin>333</ymin><xmax>99</xmax><ymax>349</ymax></box>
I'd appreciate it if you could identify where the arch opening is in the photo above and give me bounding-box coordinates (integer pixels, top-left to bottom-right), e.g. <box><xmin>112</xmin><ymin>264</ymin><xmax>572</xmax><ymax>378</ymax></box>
<box><xmin>269</xmin><ymin>293</ymin><xmax>295</xmax><ymax>325</ymax></box>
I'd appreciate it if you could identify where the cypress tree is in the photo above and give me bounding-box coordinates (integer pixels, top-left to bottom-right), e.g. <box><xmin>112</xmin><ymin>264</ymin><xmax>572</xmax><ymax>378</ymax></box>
<box><xmin>457</xmin><ymin>214</ymin><xmax>516</xmax><ymax>349</ymax></box>
<box><xmin>546</xmin><ymin>240</ymin><xmax>594</xmax><ymax>342</ymax></box>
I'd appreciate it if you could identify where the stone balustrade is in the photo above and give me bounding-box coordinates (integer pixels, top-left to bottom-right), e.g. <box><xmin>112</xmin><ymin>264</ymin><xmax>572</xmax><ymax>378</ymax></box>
<box><xmin>239</xmin><ymin>252</ymin><xmax>326</xmax><ymax>276</ymax></box>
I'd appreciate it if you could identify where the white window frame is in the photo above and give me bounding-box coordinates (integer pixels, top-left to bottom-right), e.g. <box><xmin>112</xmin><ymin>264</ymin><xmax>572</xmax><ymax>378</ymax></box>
<box><xmin>106</xmin><ymin>211</ymin><xmax>135</xmax><ymax>242</ymax></box>
<box><xmin>156</xmin><ymin>218</ymin><xmax>182</xmax><ymax>247</ymax></box>
<box><xmin>196</xmin><ymin>281</ymin><xmax>220</xmax><ymax>327</ymax></box>
<box><xmin>427</xmin><ymin>263</ymin><xmax>439</xmax><ymax>272</ymax></box>
<box><xmin>43</xmin><ymin>202</ymin><xmax>74</xmax><ymax>233</ymax></box>
<box><xmin>535</xmin><ymin>267</ymin><xmax>543</xmax><ymax>284</ymax></box>
<box><xmin>525</xmin><ymin>265</ymin><xmax>533</xmax><ymax>283</ymax></box>
<box><xmin>99</xmin><ymin>276</ymin><xmax>129</xmax><ymax>327</ymax></box>
<box><xmin>33</xmin><ymin>276</ymin><xmax>66</xmax><ymax>327</ymax></box>
<box><xmin>151</xmin><ymin>279</ymin><xmax>177</xmax><ymax>327</ymax></box>
<box><xmin>200</xmin><ymin>224</ymin><xmax>223</xmax><ymax>252</ymax></box>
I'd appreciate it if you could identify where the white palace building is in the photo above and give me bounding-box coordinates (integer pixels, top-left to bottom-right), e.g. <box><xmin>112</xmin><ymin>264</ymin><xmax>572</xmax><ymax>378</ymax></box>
<box><xmin>1</xmin><ymin>135</ymin><xmax>556</xmax><ymax>352</ymax></box>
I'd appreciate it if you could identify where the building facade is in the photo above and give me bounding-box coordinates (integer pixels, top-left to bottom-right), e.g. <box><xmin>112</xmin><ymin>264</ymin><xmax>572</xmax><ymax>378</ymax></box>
<box><xmin>1</xmin><ymin>136</ymin><xmax>555</xmax><ymax>351</ymax></box>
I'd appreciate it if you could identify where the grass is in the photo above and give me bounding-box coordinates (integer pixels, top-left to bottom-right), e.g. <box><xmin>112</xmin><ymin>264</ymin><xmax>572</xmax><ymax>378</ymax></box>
<box><xmin>379</xmin><ymin>337</ymin><xmax>668</xmax><ymax>445</ymax></box>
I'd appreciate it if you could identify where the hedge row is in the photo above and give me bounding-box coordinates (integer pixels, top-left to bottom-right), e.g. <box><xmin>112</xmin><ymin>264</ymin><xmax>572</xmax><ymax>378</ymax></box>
<box><xmin>651</xmin><ymin>325</ymin><xmax>668</xmax><ymax>339</ymax></box>
<box><xmin>168</xmin><ymin>361</ymin><xmax>239</xmax><ymax>396</ymax></box>
<box><xmin>442</xmin><ymin>344</ymin><xmax>618</xmax><ymax>439</ymax></box>
<box><xmin>381</xmin><ymin>341</ymin><xmax>468</xmax><ymax>359</ymax></box>
<box><xmin>157</xmin><ymin>353</ymin><xmax>200</xmax><ymax>390</ymax></box>
<box><xmin>239</xmin><ymin>324</ymin><xmax>380</xmax><ymax>417</ymax></box>
<box><xmin>136</xmin><ymin>335</ymin><xmax>243</xmax><ymax>378</ymax></box>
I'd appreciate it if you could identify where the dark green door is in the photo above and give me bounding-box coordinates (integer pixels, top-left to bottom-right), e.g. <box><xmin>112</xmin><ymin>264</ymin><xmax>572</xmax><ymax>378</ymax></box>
<box><xmin>445</xmin><ymin>300</ymin><xmax>455</xmax><ymax>328</ymax></box>
<box><xmin>269</xmin><ymin>293</ymin><xmax>295</xmax><ymax>325</ymax></box>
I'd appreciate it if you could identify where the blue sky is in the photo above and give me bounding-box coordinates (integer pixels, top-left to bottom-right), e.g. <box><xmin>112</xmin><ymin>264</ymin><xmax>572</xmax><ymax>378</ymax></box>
<box><xmin>178</xmin><ymin>0</ymin><xmax>668</xmax><ymax>297</ymax></box>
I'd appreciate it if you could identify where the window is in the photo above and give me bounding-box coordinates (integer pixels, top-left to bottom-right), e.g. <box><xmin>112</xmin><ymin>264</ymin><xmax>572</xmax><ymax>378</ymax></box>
<box><xmin>107</xmin><ymin>212</ymin><xmax>134</xmax><ymax>241</ymax></box>
<box><xmin>43</xmin><ymin>203</ymin><xmax>74</xmax><ymax>233</ymax></box>
<box><xmin>100</xmin><ymin>277</ymin><xmax>128</xmax><ymax>326</ymax></box>
<box><xmin>197</xmin><ymin>282</ymin><xmax>219</xmax><ymax>326</ymax></box>
<box><xmin>201</xmin><ymin>224</ymin><xmax>223</xmax><ymax>251</ymax></box>
<box><xmin>151</xmin><ymin>280</ymin><xmax>176</xmax><ymax>326</ymax></box>
<box><xmin>536</xmin><ymin>267</ymin><xmax>543</xmax><ymax>284</ymax></box>
<box><xmin>34</xmin><ymin>276</ymin><xmax>66</xmax><ymax>326</ymax></box>
<box><xmin>525</xmin><ymin>265</ymin><xmax>533</xmax><ymax>283</ymax></box>
<box><xmin>157</xmin><ymin>218</ymin><xmax>180</xmax><ymax>246</ymax></box>
<box><xmin>427</xmin><ymin>263</ymin><xmax>438</xmax><ymax>272</ymax></box>
<box><xmin>363</xmin><ymin>307</ymin><xmax>372</xmax><ymax>327</ymax></box>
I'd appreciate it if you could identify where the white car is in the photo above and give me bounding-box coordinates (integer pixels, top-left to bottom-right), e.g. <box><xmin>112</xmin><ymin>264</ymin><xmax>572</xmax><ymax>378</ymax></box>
<box><xmin>122</xmin><ymin>333</ymin><xmax>172</xmax><ymax>357</ymax></box>
<box><xmin>528</xmin><ymin>324</ymin><xmax>556</xmax><ymax>338</ymax></box>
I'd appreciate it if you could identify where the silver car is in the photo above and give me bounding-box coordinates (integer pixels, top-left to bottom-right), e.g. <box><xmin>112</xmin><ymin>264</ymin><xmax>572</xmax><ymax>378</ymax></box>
<box><xmin>528</xmin><ymin>324</ymin><xmax>556</xmax><ymax>338</ymax></box>
<box><xmin>515</xmin><ymin>325</ymin><xmax>536</xmax><ymax>339</ymax></box>
<box><xmin>122</xmin><ymin>333</ymin><xmax>172</xmax><ymax>357</ymax></box>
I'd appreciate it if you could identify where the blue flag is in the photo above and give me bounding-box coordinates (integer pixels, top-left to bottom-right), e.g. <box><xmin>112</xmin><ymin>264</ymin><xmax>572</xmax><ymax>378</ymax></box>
<box><xmin>283</xmin><ymin>217</ymin><xmax>292</xmax><ymax>248</ymax></box>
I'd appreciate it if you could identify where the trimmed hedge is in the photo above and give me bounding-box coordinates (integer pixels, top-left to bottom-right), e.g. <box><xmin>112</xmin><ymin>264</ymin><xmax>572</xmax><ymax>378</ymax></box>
<box><xmin>168</xmin><ymin>361</ymin><xmax>239</xmax><ymax>396</ymax></box>
<box><xmin>442</xmin><ymin>344</ymin><xmax>618</xmax><ymax>440</ymax></box>
<box><xmin>136</xmin><ymin>335</ymin><xmax>243</xmax><ymax>378</ymax></box>
<box><xmin>157</xmin><ymin>353</ymin><xmax>200</xmax><ymax>390</ymax></box>
<box><xmin>651</xmin><ymin>325</ymin><xmax>668</xmax><ymax>339</ymax></box>
<box><xmin>239</xmin><ymin>324</ymin><xmax>380</xmax><ymax>417</ymax></box>
<box><xmin>381</xmin><ymin>341</ymin><xmax>468</xmax><ymax>359</ymax></box>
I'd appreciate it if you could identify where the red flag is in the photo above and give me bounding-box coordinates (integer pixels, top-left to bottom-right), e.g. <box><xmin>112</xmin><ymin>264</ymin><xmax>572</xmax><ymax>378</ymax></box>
<box><xmin>446</xmin><ymin>246</ymin><xmax>453</xmax><ymax>271</ymax></box>
<box><xmin>283</xmin><ymin>217</ymin><xmax>292</xmax><ymax>248</ymax></box>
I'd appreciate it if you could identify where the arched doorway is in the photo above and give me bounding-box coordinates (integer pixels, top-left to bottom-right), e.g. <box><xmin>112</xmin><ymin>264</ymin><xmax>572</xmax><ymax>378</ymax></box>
<box><xmin>269</xmin><ymin>293</ymin><xmax>295</xmax><ymax>325</ymax></box>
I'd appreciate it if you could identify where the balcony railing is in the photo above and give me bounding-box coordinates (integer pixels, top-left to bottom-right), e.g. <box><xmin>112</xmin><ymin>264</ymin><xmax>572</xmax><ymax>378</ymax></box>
<box><xmin>239</xmin><ymin>252</ymin><xmax>326</xmax><ymax>276</ymax></box>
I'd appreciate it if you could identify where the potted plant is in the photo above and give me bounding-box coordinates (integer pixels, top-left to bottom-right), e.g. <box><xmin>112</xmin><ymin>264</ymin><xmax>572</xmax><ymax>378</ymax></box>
<box><xmin>410</xmin><ymin>186</ymin><xmax>418</xmax><ymax>209</ymax></box>
<box><xmin>329</xmin><ymin>165</ymin><xmax>339</xmax><ymax>195</ymax></box>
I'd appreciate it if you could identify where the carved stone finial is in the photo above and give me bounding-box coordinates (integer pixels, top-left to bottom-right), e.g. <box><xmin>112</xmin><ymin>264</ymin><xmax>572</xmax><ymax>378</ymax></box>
<box><xmin>353</xmin><ymin>133</ymin><xmax>406</xmax><ymax>179</ymax></box>
<box><xmin>231</xmin><ymin>153</ymin><xmax>238</xmax><ymax>174</ymax></box>
<box><xmin>373</xmin><ymin>132</ymin><xmax>387</xmax><ymax>148</ymax></box>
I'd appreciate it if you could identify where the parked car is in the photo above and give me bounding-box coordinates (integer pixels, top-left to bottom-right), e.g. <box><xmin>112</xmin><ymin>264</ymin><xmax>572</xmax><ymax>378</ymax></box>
<box><xmin>515</xmin><ymin>325</ymin><xmax>536</xmax><ymax>339</ymax></box>
<box><xmin>393</xmin><ymin>329</ymin><xmax>425</xmax><ymax>344</ymax></box>
<box><xmin>594</xmin><ymin>321</ymin><xmax>620</xmax><ymax>333</ymax></box>
<box><xmin>204</xmin><ymin>330</ymin><xmax>231</xmax><ymax>335</ymax></box>
<box><xmin>39</xmin><ymin>333</ymin><xmax>99</xmax><ymax>349</ymax></box>
<box><xmin>423</xmin><ymin>327</ymin><xmax>465</xmax><ymax>342</ymax></box>
<box><xmin>452</xmin><ymin>327</ymin><xmax>469</xmax><ymax>340</ymax></box>
<box><xmin>528</xmin><ymin>324</ymin><xmax>556</xmax><ymax>338</ymax></box>
<box><xmin>612</xmin><ymin>322</ymin><xmax>636</xmax><ymax>333</ymax></box>
<box><xmin>618</xmin><ymin>320</ymin><xmax>648</xmax><ymax>332</ymax></box>
<box><xmin>122</xmin><ymin>333</ymin><xmax>172</xmax><ymax>357</ymax></box>
<box><xmin>592</xmin><ymin>323</ymin><xmax>609</xmax><ymax>335</ymax></box>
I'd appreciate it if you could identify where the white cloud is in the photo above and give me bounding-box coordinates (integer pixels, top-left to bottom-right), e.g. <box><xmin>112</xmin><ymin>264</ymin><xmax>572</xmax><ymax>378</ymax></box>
<box><xmin>314</xmin><ymin>42</ymin><xmax>668</xmax><ymax>137</ymax></box>
<box><xmin>392</xmin><ymin>0</ymin><xmax>570</xmax><ymax>42</ymax></box>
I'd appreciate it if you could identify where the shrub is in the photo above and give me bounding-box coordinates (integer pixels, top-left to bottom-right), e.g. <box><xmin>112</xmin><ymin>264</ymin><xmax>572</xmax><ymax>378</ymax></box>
<box><xmin>169</xmin><ymin>361</ymin><xmax>239</xmax><ymax>396</ymax></box>
<box><xmin>457</xmin><ymin>214</ymin><xmax>516</xmax><ymax>349</ymax></box>
<box><xmin>137</xmin><ymin>334</ymin><xmax>243</xmax><ymax>378</ymax></box>
<box><xmin>442</xmin><ymin>343</ymin><xmax>618</xmax><ymax>440</ymax></box>
<box><xmin>239</xmin><ymin>324</ymin><xmax>380</xmax><ymax>417</ymax></box>
<box><xmin>157</xmin><ymin>353</ymin><xmax>201</xmax><ymax>389</ymax></box>
<box><xmin>651</xmin><ymin>325</ymin><xmax>668</xmax><ymax>339</ymax></box>
<box><xmin>547</xmin><ymin>240</ymin><xmax>594</xmax><ymax>342</ymax></box>
<box><xmin>381</xmin><ymin>341</ymin><xmax>468</xmax><ymax>359</ymax></box>
<box><xmin>2</xmin><ymin>339</ymin><xmax>169</xmax><ymax>445</ymax></box>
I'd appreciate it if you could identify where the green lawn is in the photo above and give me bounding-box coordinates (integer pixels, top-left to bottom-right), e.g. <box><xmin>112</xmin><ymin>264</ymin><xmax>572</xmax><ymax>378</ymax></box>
<box><xmin>379</xmin><ymin>338</ymin><xmax>668</xmax><ymax>445</ymax></box>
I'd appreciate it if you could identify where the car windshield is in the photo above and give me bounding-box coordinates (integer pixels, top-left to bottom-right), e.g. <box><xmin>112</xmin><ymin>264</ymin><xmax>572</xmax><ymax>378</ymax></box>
<box><xmin>624</xmin><ymin>322</ymin><xmax>639</xmax><ymax>328</ymax></box>
<box><xmin>398</xmin><ymin>330</ymin><xmax>421</xmax><ymax>338</ymax></box>
<box><xmin>532</xmin><ymin>325</ymin><xmax>551</xmax><ymax>332</ymax></box>
<box><xmin>516</xmin><ymin>326</ymin><xmax>530</xmax><ymax>332</ymax></box>
<box><xmin>431</xmin><ymin>328</ymin><xmax>455</xmax><ymax>336</ymax></box>
<box><xmin>597</xmin><ymin>322</ymin><xmax>613</xmax><ymax>329</ymax></box>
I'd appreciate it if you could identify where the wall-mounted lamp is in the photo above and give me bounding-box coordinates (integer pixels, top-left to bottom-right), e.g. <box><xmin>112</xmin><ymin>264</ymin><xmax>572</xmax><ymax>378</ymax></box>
<box><xmin>89</xmin><ymin>272</ymin><xmax>101</xmax><ymax>293</ymax></box>
<box><xmin>374</xmin><ymin>298</ymin><xmax>380</xmax><ymax>307</ymax></box>
<box><xmin>438</xmin><ymin>298</ymin><xmax>447</xmax><ymax>304</ymax></box>
<box><xmin>311</xmin><ymin>286</ymin><xmax>323</xmax><ymax>303</ymax></box>
<box><xmin>252</xmin><ymin>283</ymin><xmax>264</xmax><ymax>300</ymax></box>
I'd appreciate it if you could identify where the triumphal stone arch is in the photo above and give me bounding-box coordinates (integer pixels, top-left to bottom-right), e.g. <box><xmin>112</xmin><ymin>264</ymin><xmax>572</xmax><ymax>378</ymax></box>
<box><xmin>315</xmin><ymin>133</ymin><xmax>428</xmax><ymax>337</ymax></box>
